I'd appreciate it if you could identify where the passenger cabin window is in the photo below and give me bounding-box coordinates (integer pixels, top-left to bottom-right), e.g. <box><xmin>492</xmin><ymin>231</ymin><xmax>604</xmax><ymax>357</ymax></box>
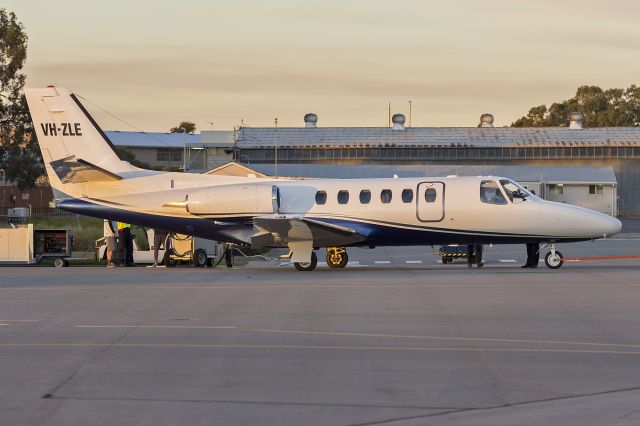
<box><xmin>337</xmin><ymin>190</ymin><xmax>350</xmax><ymax>204</ymax></box>
<box><xmin>425</xmin><ymin>188</ymin><xmax>437</xmax><ymax>203</ymax></box>
<box><xmin>360</xmin><ymin>190</ymin><xmax>371</xmax><ymax>204</ymax></box>
<box><xmin>480</xmin><ymin>180</ymin><xmax>507</xmax><ymax>205</ymax></box>
<box><xmin>380</xmin><ymin>189</ymin><xmax>392</xmax><ymax>204</ymax></box>
<box><xmin>315</xmin><ymin>191</ymin><xmax>327</xmax><ymax>205</ymax></box>
<box><xmin>402</xmin><ymin>189</ymin><xmax>414</xmax><ymax>203</ymax></box>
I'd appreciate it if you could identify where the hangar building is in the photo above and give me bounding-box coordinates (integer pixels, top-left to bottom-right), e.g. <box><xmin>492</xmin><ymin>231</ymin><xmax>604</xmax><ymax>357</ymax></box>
<box><xmin>231</xmin><ymin>113</ymin><xmax>639</xmax><ymax>216</ymax></box>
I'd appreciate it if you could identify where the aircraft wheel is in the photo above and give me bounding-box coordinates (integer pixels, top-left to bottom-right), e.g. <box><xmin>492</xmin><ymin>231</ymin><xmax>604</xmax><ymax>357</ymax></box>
<box><xmin>194</xmin><ymin>249</ymin><xmax>208</xmax><ymax>267</ymax></box>
<box><xmin>544</xmin><ymin>251</ymin><xmax>564</xmax><ymax>269</ymax></box>
<box><xmin>326</xmin><ymin>248</ymin><xmax>348</xmax><ymax>269</ymax></box>
<box><xmin>225</xmin><ymin>247</ymin><xmax>234</xmax><ymax>268</ymax></box>
<box><xmin>294</xmin><ymin>252</ymin><xmax>317</xmax><ymax>271</ymax></box>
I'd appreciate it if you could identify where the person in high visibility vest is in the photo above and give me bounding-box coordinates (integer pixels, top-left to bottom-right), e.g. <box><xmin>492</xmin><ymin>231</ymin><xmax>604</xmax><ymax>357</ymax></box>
<box><xmin>117</xmin><ymin>222</ymin><xmax>134</xmax><ymax>266</ymax></box>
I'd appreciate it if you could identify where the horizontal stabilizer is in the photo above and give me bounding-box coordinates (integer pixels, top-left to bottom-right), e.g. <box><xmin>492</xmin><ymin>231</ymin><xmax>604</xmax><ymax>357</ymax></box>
<box><xmin>50</xmin><ymin>156</ymin><xmax>122</xmax><ymax>184</ymax></box>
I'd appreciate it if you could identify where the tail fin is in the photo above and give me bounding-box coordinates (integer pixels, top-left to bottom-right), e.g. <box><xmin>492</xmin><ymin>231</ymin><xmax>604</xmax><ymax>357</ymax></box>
<box><xmin>25</xmin><ymin>86</ymin><xmax>137</xmax><ymax>195</ymax></box>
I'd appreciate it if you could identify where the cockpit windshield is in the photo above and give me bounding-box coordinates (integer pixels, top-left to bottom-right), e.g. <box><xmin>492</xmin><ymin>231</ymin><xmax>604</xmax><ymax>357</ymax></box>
<box><xmin>480</xmin><ymin>180</ymin><xmax>508</xmax><ymax>205</ymax></box>
<box><xmin>499</xmin><ymin>179</ymin><xmax>532</xmax><ymax>202</ymax></box>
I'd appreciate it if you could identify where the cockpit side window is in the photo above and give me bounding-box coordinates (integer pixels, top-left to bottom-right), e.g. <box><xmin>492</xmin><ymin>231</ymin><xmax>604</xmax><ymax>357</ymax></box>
<box><xmin>480</xmin><ymin>180</ymin><xmax>508</xmax><ymax>205</ymax></box>
<box><xmin>500</xmin><ymin>179</ymin><xmax>531</xmax><ymax>202</ymax></box>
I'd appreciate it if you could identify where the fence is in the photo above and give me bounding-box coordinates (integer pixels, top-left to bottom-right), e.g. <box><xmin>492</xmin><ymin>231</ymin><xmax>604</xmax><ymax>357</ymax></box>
<box><xmin>0</xmin><ymin>206</ymin><xmax>82</xmax><ymax>222</ymax></box>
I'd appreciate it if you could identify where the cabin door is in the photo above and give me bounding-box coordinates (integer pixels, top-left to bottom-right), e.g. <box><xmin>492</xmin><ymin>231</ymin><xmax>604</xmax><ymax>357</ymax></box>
<box><xmin>416</xmin><ymin>182</ymin><xmax>445</xmax><ymax>222</ymax></box>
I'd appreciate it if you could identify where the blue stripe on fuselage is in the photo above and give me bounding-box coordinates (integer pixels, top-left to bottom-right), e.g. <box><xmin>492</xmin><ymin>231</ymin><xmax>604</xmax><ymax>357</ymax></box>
<box><xmin>306</xmin><ymin>217</ymin><xmax>588</xmax><ymax>245</ymax></box>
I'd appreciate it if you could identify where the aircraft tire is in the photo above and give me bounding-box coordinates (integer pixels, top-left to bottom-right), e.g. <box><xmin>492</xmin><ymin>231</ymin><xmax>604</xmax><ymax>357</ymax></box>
<box><xmin>326</xmin><ymin>250</ymin><xmax>348</xmax><ymax>269</ymax></box>
<box><xmin>544</xmin><ymin>251</ymin><xmax>564</xmax><ymax>269</ymax></box>
<box><xmin>194</xmin><ymin>249</ymin><xmax>208</xmax><ymax>267</ymax></box>
<box><xmin>294</xmin><ymin>252</ymin><xmax>317</xmax><ymax>271</ymax></box>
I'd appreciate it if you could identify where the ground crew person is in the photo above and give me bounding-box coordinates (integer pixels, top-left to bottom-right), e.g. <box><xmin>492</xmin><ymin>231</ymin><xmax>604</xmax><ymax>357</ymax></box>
<box><xmin>522</xmin><ymin>243</ymin><xmax>540</xmax><ymax>268</ymax></box>
<box><xmin>151</xmin><ymin>228</ymin><xmax>169</xmax><ymax>267</ymax></box>
<box><xmin>103</xmin><ymin>219</ymin><xmax>117</xmax><ymax>267</ymax></box>
<box><xmin>117</xmin><ymin>222</ymin><xmax>134</xmax><ymax>266</ymax></box>
<box><xmin>467</xmin><ymin>244</ymin><xmax>484</xmax><ymax>268</ymax></box>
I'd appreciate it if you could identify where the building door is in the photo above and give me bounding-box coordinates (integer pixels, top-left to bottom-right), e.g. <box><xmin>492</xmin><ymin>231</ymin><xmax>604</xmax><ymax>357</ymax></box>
<box><xmin>417</xmin><ymin>182</ymin><xmax>445</xmax><ymax>222</ymax></box>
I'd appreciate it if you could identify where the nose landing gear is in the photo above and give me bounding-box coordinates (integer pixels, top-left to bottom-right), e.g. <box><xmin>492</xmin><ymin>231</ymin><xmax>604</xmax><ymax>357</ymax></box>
<box><xmin>326</xmin><ymin>247</ymin><xmax>348</xmax><ymax>269</ymax></box>
<box><xmin>543</xmin><ymin>243</ymin><xmax>564</xmax><ymax>269</ymax></box>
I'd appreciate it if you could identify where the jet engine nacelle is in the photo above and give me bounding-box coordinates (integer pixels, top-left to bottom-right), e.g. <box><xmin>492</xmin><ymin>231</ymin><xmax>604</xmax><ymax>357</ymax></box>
<box><xmin>187</xmin><ymin>183</ymin><xmax>280</xmax><ymax>216</ymax></box>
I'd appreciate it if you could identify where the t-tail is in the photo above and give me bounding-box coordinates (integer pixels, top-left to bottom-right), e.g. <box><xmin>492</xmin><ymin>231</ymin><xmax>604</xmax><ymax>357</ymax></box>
<box><xmin>24</xmin><ymin>86</ymin><xmax>139</xmax><ymax>199</ymax></box>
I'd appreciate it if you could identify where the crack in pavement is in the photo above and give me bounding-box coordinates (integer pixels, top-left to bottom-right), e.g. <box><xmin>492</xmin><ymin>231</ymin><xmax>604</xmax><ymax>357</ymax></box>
<box><xmin>40</xmin><ymin>325</ymin><xmax>141</xmax><ymax>400</ymax></box>
<box><xmin>346</xmin><ymin>385</ymin><xmax>640</xmax><ymax>426</ymax></box>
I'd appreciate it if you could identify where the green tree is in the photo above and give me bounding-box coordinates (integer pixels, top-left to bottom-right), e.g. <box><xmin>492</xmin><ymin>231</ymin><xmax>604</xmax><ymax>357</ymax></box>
<box><xmin>169</xmin><ymin>121</ymin><xmax>196</xmax><ymax>134</ymax></box>
<box><xmin>0</xmin><ymin>9</ymin><xmax>42</xmax><ymax>189</ymax></box>
<box><xmin>512</xmin><ymin>85</ymin><xmax>640</xmax><ymax>127</ymax></box>
<box><xmin>116</xmin><ymin>147</ymin><xmax>152</xmax><ymax>169</ymax></box>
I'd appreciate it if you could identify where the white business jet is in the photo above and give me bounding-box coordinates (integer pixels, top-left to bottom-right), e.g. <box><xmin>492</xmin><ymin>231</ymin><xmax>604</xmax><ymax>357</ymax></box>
<box><xmin>25</xmin><ymin>86</ymin><xmax>621</xmax><ymax>271</ymax></box>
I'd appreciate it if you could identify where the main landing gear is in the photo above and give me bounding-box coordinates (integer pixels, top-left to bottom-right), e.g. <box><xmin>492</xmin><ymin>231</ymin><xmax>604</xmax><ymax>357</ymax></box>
<box><xmin>292</xmin><ymin>247</ymin><xmax>348</xmax><ymax>271</ymax></box>
<box><xmin>326</xmin><ymin>247</ymin><xmax>348</xmax><ymax>269</ymax></box>
<box><xmin>294</xmin><ymin>252</ymin><xmax>318</xmax><ymax>272</ymax></box>
<box><xmin>543</xmin><ymin>243</ymin><xmax>564</xmax><ymax>269</ymax></box>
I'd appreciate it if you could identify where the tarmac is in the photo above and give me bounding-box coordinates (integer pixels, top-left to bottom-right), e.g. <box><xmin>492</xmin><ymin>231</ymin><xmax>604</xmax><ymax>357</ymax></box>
<box><xmin>1</xmin><ymin>234</ymin><xmax>640</xmax><ymax>425</ymax></box>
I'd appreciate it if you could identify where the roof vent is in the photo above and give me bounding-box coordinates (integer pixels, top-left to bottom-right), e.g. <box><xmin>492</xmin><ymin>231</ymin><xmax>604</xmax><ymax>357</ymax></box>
<box><xmin>304</xmin><ymin>113</ymin><xmax>318</xmax><ymax>128</ymax></box>
<box><xmin>569</xmin><ymin>112</ymin><xmax>583</xmax><ymax>129</ymax></box>
<box><xmin>479</xmin><ymin>113</ymin><xmax>494</xmax><ymax>128</ymax></box>
<box><xmin>392</xmin><ymin>113</ymin><xmax>405</xmax><ymax>130</ymax></box>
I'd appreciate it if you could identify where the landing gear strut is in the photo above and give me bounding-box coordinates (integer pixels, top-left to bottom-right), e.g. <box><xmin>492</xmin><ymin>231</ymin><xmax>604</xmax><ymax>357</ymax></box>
<box><xmin>294</xmin><ymin>251</ymin><xmax>318</xmax><ymax>272</ymax></box>
<box><xmin>544</xmin><ymin>243</ymin><xmax>564</xmax><ymax>269</ymax></box>
<box><xmin>326</xmin><ymin>247</ymin><xmax>348</xmax><ymax>269</ymax></box>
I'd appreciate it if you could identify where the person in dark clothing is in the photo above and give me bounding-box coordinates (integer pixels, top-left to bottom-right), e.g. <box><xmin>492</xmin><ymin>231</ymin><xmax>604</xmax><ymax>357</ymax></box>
<box><xmin>467</xmin><ymin>244</ymin><xmax>484</xmax><ymax>268</ymax></box>
<box><xmin>467</xmin><ymin>244</ymin><xmax>474</xmax><ymax>267</ymax></box>
<box><xmin>522</xmin><ymin>242</ymin><xmax>539</xmax><ymax>268</ymax></box>
<box><xmin>117</xmin><ymin>222</ymin><xmax>134</xmax><ymax>266</ymax></box>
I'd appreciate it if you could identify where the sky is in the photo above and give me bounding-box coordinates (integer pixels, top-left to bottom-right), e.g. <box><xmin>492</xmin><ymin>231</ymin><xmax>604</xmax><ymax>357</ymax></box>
<box><xmin>5</xmin><ymin>0</ymin><xmax>640</xmax><ymax>131</ymax></box>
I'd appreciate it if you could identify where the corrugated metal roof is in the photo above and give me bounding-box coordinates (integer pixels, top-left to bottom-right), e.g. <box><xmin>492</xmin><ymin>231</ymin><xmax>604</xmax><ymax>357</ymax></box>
<box><xmin>235</xmin><ymin>127</ymin><xmax>640</xmax><ymax>149</ymax></box>
<box><xmin>106</xmin><ymin>131</ymin><xmax>200</xmax><ymax>148</ymax></box>
<box><xmin>247</xmin><ymin>163</ymin><xmax>617</xmax><ymax>184</ymax></box>
<box><xmin>106</xmin><ymin>131</ymin><xmax>234</xmax><ymax>149</ymax></box>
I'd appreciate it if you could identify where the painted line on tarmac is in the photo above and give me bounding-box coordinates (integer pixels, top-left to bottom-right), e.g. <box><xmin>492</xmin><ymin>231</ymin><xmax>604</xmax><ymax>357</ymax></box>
<box><xmin>75</xmin><ymin>325</ymin><xmax>236</xmax><ymax>330</ymax></box>
<box><xmin>238</xmin><ymin>328</ymin><xmax>640</xmax><ymax>349</ymax></box>
<box><xmin>405</xmin><ymin>260</ymin><xmax>423</xmax><ymax>264</ymax></box>
<box><xmin>0</xmin><ymin>319</ymin><xmax>38</xmax><ymax>322</ymax></box>
<box><xmin>0</xmin><ymin>324</ymin><xmax>10</xmax><ymax>326</ymax></box>
<box><xmin>374</xmin><ymin>260</ymin><xmax>391</xmax><ymax>264</ymax></box>
<box><xmin>2</xmin><ymin>342</ymin><xmax>640</xmax><ymax>356</ymax></box>
<box><xmin>499</xmin><ymin>259</ymin><xmax>517</xmax><ymax>263</ymax></box>
<box><xmin>71</xmin><ymin>325</ymin><xmax>640</xmax><ymax>350</ymax></box>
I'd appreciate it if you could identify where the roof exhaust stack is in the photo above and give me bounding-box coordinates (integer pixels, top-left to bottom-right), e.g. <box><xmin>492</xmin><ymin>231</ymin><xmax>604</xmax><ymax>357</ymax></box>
<box><xmin>304</xmin><ymin>113</ymin><xmax>318</xmax><ymax>128</ymax></box>
<box><xmin>569</xmin><ymin>112</ymin><xmax>583</xmax><ymax>129</ymax></box>
<box><xmin>479</xmin><ymin>113</ymin><xmax>494</xmax><ymax>128</ymax></box>
<box><xmin>392</xmin><ymin>113</ymin><xmax>405</xmax><ymax>130</ymax></box>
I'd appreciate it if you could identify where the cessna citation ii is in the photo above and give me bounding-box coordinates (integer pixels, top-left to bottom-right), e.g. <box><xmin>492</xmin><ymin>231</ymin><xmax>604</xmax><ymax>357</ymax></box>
<box><xmin>25</xmin><ymin>86</ymin><xmax>622</xmax><ymax>271</ymax></box>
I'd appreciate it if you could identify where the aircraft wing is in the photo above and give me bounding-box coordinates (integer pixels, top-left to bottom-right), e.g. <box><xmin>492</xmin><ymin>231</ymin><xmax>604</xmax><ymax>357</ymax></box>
<box><xmin>252</xmin><ymin>216</ymin><xmax>366</xmax><ymax>248</ymax></box>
